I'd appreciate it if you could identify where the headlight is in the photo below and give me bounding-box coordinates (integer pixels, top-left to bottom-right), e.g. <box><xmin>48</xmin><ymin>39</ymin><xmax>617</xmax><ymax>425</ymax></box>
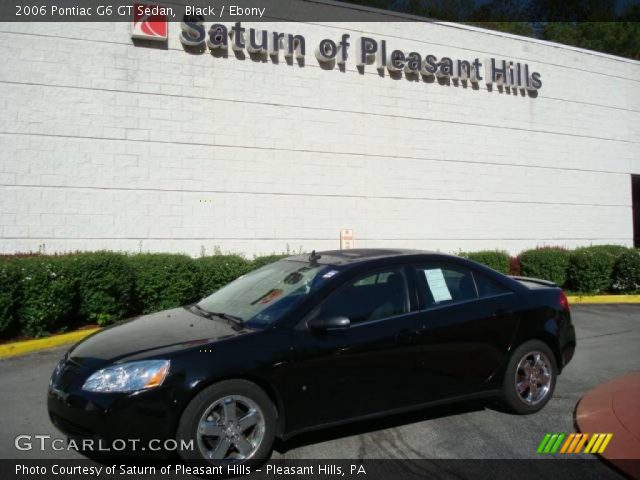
<box><xmin>82</xmin><ymin>360</ymin><xmax>170</xmax><ymax>393</ymax></box>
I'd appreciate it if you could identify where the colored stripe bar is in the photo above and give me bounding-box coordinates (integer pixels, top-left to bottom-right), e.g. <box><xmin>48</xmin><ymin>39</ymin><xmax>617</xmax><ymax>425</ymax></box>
<box><xmin>560</xmin><ymin>434</ymin><xmax>575</xmax><ymax>453</ymax></box>
<box><xmin>544</xmin><ymin>434</ymin><xmax>559</xmax><ymax>453</ymax></box>
<box><xmin>598</xmin><ymin>434</ymin><xmax>613</xmax><ymax>454</ymax></box>
<box><xmin>567</xmin><ymin>434</ymin><xmax>583</xmax><ymax>453</ymax></box>
<box><xmin>537</xmin><ymin>432</ymin><xmax>613</xmax><ymax>455</ymax></box>
<box><xmin>550</xmin><ymin>434</ymin><xmax>565</xmax><ymax>453</ymax></box>
<box><xmin>574</xmin><ymin>433</ymin><xmax>590</xmax><ymax>453</ymax></box>
<box><xmin>537</xmin><ymin>434</ymin><xmax>552</xmax><ymax>453</ymax></box>
<box><xmin>589</xmin><ymin>434</ymin><xmax>607</xmax><ymax>453</ymax></box>
<box><xmin>584</xmin><ymin>434</ymin><xmax>599</xmax><ymax>453</ymax></box>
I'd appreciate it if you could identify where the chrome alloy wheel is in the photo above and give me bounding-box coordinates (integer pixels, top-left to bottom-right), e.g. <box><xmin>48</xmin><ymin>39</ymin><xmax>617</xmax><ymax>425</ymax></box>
<box><xmin>515</xmin><ymin>351</ymin><xmax>552</xmax><ymax>405</ymax></box>
<box><xmin>197</xmin><ymin>395</ymin><xmax>265</xmax><ymax>461</ymax></box>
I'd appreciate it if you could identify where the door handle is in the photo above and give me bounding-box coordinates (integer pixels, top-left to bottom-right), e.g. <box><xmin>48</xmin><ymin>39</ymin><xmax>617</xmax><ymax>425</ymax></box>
<box><xmin>492</xmin><ymin>309</ymin><xmax>512</xmax><ymax>317</ymax></box>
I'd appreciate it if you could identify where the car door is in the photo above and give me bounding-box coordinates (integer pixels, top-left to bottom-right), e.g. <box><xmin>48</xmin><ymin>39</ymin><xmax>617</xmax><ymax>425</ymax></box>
<box><xmin>410</xmin><ymin>261</ymin><xmax>519</xmax><ymax>402</ymax></box>
<box><xmin>282</xmin><ymin>266</ymin><xmax>423</xmax><ymax>433</ymax></box>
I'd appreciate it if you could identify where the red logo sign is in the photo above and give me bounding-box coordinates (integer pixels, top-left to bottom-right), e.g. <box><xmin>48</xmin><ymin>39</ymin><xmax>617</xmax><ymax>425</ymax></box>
<box><xmin>131</xmin><ymin>3</ymin><xmax>168</xmax><ymax>41</ymax></box>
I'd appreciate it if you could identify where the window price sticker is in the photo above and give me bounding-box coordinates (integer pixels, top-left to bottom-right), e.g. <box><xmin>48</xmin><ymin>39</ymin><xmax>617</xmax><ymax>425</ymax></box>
<box><xmin>424</xmin><ymin>269</ymin><xmax>452</xmax><ymax>302</ymax></box>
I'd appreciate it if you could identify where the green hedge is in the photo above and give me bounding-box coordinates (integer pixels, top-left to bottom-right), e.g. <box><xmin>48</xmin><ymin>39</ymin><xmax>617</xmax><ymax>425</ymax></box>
<box><xmin>251</xmin><ymin>254</ymin><xmax>289</xmax><ymax>270</ymax></box>
<box><xmin>519</xmin><ymin>247</ymin><xmax>571</xmax><ymax>286</ymax></box>
<box><xmin>0</xmin><ymin>261</ymin><xmax>20</xmax><ymax>337</ymax></box>
<box><xmin>197</xmin><ymin>255</ymin><xmax>253</xmax><ymax>297</ymax></box>
<box><xmin>613</xmin><ymin>249</ymin><xmax>640</xmax><ymax>292</ymax></box>
<box><xmin>0</xmin><ymin>245</ymin><xmax>637</xmax><ymax>339</ymax></box>
<box><xmin>69</xmin><ymin>252</ymin><xmax>135</xmax><ymax>326</ymax></box>
<box><xmin>15</xmin><ymin>256</ymin><xmax>78</xmax><ymax>338</ymax></box>
<box><xmin>460</xmin><ymin>250</ymin><xmax>510</xmax><ymax>274</ymax></box>
<box><xmin>566</xmin><ymin>245</ymin><xmax>628</xmax><ymax>293</ymax></box>
<box><xmin>585</xmin><ymin>245</ymin><xmax>630</xmax><ymax>258</ymax></box>
<box><xmin>127</xmin><ymin>254</ymin><xmax>201</xmax><ymax>314</ymax></box>
<box><xmin>0</xmin><ymin>252</ymin><xmax>286</xmax><ymax>338</ymax></box>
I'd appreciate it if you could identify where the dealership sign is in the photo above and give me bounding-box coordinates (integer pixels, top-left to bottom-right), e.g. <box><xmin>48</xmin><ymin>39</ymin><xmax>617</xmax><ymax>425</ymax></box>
<box><xmin>133</xmin><ymin>16</ymin><xmax>542</xmax><ymax>91</ymax></box>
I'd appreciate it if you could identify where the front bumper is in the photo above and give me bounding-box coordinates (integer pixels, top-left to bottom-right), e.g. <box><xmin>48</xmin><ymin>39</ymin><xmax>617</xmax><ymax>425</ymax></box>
<box><xmin>48</xmin><ymin>386</ymin><xmax>177</xmax><ymax>443</ymax></box>
<box><xmin>47</xmin><ymin>359</ymin><xmax>184</xmax><ymax>452</ymax></box>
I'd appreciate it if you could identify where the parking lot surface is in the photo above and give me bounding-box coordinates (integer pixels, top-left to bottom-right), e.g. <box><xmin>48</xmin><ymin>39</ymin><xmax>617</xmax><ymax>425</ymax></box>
<box><xmin>1</xmin><ymin>305</ymin><xmax>638</xmax><ymax>477</ymax></box>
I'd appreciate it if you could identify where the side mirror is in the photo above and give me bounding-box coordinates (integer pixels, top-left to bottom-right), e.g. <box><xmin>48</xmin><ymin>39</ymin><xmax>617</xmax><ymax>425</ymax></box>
<box><xmin>308</xmin><ymin>315</ymin><xmax>350</xmax><ymax>332</ymax></box>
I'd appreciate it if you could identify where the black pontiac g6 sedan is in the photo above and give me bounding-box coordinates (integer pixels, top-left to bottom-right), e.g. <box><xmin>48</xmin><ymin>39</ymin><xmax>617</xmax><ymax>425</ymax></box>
<box><xmin>49</xmin><ymin>249</ymin><xmax>576</xmax><ymax>464</ymax></box>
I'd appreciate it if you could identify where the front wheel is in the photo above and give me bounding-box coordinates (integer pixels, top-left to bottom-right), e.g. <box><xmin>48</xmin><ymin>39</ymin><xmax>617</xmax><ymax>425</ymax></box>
<box><xmin>501</xmin><ymin>340</ymin><xmax>557</xmax><ymax>414</ymax></box>
<box><xmin>177</xmin><ymin>380</ymin><xmax>277</xmax><ymax>465</ymax></box>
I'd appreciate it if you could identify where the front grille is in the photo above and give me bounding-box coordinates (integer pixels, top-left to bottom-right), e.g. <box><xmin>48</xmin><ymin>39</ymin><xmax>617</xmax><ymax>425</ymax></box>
<box><xmin>66</xmin><ymin>357</ymin><xmax>82</xmax><ymax>371</ymax></box>
<box><xmin>52</xmin><ymin>359</ymin><xmax>83</xmax><ymax>390</ymax></box>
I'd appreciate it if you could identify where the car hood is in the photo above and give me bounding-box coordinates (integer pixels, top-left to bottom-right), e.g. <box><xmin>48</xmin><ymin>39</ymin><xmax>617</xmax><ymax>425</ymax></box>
<box><xmin>68</xmin><ymin>307</ymin><xmax>243</xmax><ymax>366</ymax></box>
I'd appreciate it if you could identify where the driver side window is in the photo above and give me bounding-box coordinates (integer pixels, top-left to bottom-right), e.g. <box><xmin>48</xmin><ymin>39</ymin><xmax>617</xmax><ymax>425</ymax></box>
<box><xmin>313</xmin><ymin>269</ymin><xmax>409</xmax><ymax>325</ymax></box>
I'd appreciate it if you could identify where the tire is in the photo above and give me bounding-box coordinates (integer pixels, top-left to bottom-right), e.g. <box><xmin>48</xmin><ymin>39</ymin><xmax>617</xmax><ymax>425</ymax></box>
<box><xmin>501</xmin><ymin>340</ymin><xmax>557</xmax><ymax>414</ymax></box>
<box><xmin>177</xmin><ymin>379</ymin><xmax>277</xmax><ymax>466</ymax></box>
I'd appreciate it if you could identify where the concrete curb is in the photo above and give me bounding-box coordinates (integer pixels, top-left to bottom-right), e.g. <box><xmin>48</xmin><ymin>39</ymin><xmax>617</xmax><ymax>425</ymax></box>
<box><xmin>0</xmin><ymin>295</ymin><xmax>639</xmax><ymax>359</ymax></box>
<box><xmin>568</xmin><ymin>295</ymin><xmax>640</xmax><ymax>304</ymax></box>
<box><xmin>0</xmin><ymin>328</ymin><xmax>100</xmax><ymax>360</ymax></box>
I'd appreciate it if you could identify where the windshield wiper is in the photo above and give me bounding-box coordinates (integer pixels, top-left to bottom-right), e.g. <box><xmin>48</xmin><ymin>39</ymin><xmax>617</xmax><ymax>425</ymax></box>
<box><xmin>209</xmin><ymin>311</ymin><xmax>244</xmax><ymax>327</ymax></box>
<box><xmin>191</xmin><ymin>304</ymin><xmax>244</xmax><ymax>328</ymax></box>
<box><xmin>192</xmin><ymin>303</ymin><xmax>214</xmax><ymax>319</ymax></box>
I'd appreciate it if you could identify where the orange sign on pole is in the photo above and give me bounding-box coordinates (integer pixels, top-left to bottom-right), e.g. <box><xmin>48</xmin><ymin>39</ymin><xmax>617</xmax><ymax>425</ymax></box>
<box><xmin>340</xmin><ymin>229</ymin><xmax>354</xmax><ymax>250</ymax></box>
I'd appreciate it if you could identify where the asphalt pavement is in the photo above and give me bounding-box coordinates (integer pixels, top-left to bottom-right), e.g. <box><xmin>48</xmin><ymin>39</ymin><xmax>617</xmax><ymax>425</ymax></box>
<box><xmin>0</xmin><ymin>305</ymin><xmax>638</xmax><ymax>477</ymax></box>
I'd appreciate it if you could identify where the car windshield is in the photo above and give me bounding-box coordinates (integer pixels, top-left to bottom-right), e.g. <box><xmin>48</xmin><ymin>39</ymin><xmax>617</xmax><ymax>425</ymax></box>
<box><xmin>196</xmin><ymin>260</ymin><xmax>336</xmax><ymax>328</ymax></box>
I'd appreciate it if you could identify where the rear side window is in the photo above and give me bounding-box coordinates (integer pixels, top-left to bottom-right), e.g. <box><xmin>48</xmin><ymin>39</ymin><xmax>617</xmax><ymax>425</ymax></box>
<box><xmin>473</xmin><ymin>272</ymin><xmax>512</xmax><ymax>298</ymax></box>
<box><xmin>416</xmin><ymin>264</ymin><xmax>477</xmax><ymax>307</ymax></box>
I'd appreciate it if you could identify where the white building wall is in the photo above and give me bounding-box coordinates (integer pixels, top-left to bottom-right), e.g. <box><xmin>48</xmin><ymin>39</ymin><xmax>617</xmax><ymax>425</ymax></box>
<box><xmin>0</xmin><ymin>13</ymin><xmax>639</xmax><ymax>256</ymax></box>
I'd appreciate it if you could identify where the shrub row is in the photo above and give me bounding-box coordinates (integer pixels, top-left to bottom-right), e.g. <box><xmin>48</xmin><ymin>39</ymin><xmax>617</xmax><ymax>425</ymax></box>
<box><xmin>0</xmin><ymin>252</ymin><xmax>284</xmax><ymax>338</ymax></box>
<box><xmin>464</xmin><ymin>245</ymin><xmax>638</xmax><ymax>294</ymax></box>
<box><xmin>1</xmin><ymin>246</ymin><xmax>638</xmax><ymax>339</ymax></box>
<box><xmin>459</xmin><ymin>250</ymin><xmax>511</xmax><ymax>275</ymax></box>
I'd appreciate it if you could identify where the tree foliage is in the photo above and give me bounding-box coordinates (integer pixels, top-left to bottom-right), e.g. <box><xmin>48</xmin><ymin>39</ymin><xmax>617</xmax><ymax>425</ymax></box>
<box><xmin>340</xmin><ymin>0</ymin><xmax>640</xmax><ymax>59</ymax></box>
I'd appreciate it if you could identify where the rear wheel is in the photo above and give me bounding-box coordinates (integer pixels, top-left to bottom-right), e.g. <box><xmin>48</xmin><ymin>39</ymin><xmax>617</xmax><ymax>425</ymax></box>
<box><xmin>501</xmin><ymin>340</ymin><xmax>557</xmax><ymax>414</ymax></box>
<box><xmin>177</xmin><ymin>380</ymin><xmax>276</xmax><ymax>465</ymax></box>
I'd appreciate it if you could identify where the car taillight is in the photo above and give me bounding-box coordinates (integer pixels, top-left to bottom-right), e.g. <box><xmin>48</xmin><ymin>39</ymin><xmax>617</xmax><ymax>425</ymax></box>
<box><xmin>559</xmin><ymin>290</ymin><xmax>570</xmax><ymax>312</ymax></box>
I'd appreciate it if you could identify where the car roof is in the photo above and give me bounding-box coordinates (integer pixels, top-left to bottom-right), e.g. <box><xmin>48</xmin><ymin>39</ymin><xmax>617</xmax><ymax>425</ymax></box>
<box><xmin>285</xmin><ymin>248</ymin><xmax>451</xmax><ymax>266</ymax></box>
